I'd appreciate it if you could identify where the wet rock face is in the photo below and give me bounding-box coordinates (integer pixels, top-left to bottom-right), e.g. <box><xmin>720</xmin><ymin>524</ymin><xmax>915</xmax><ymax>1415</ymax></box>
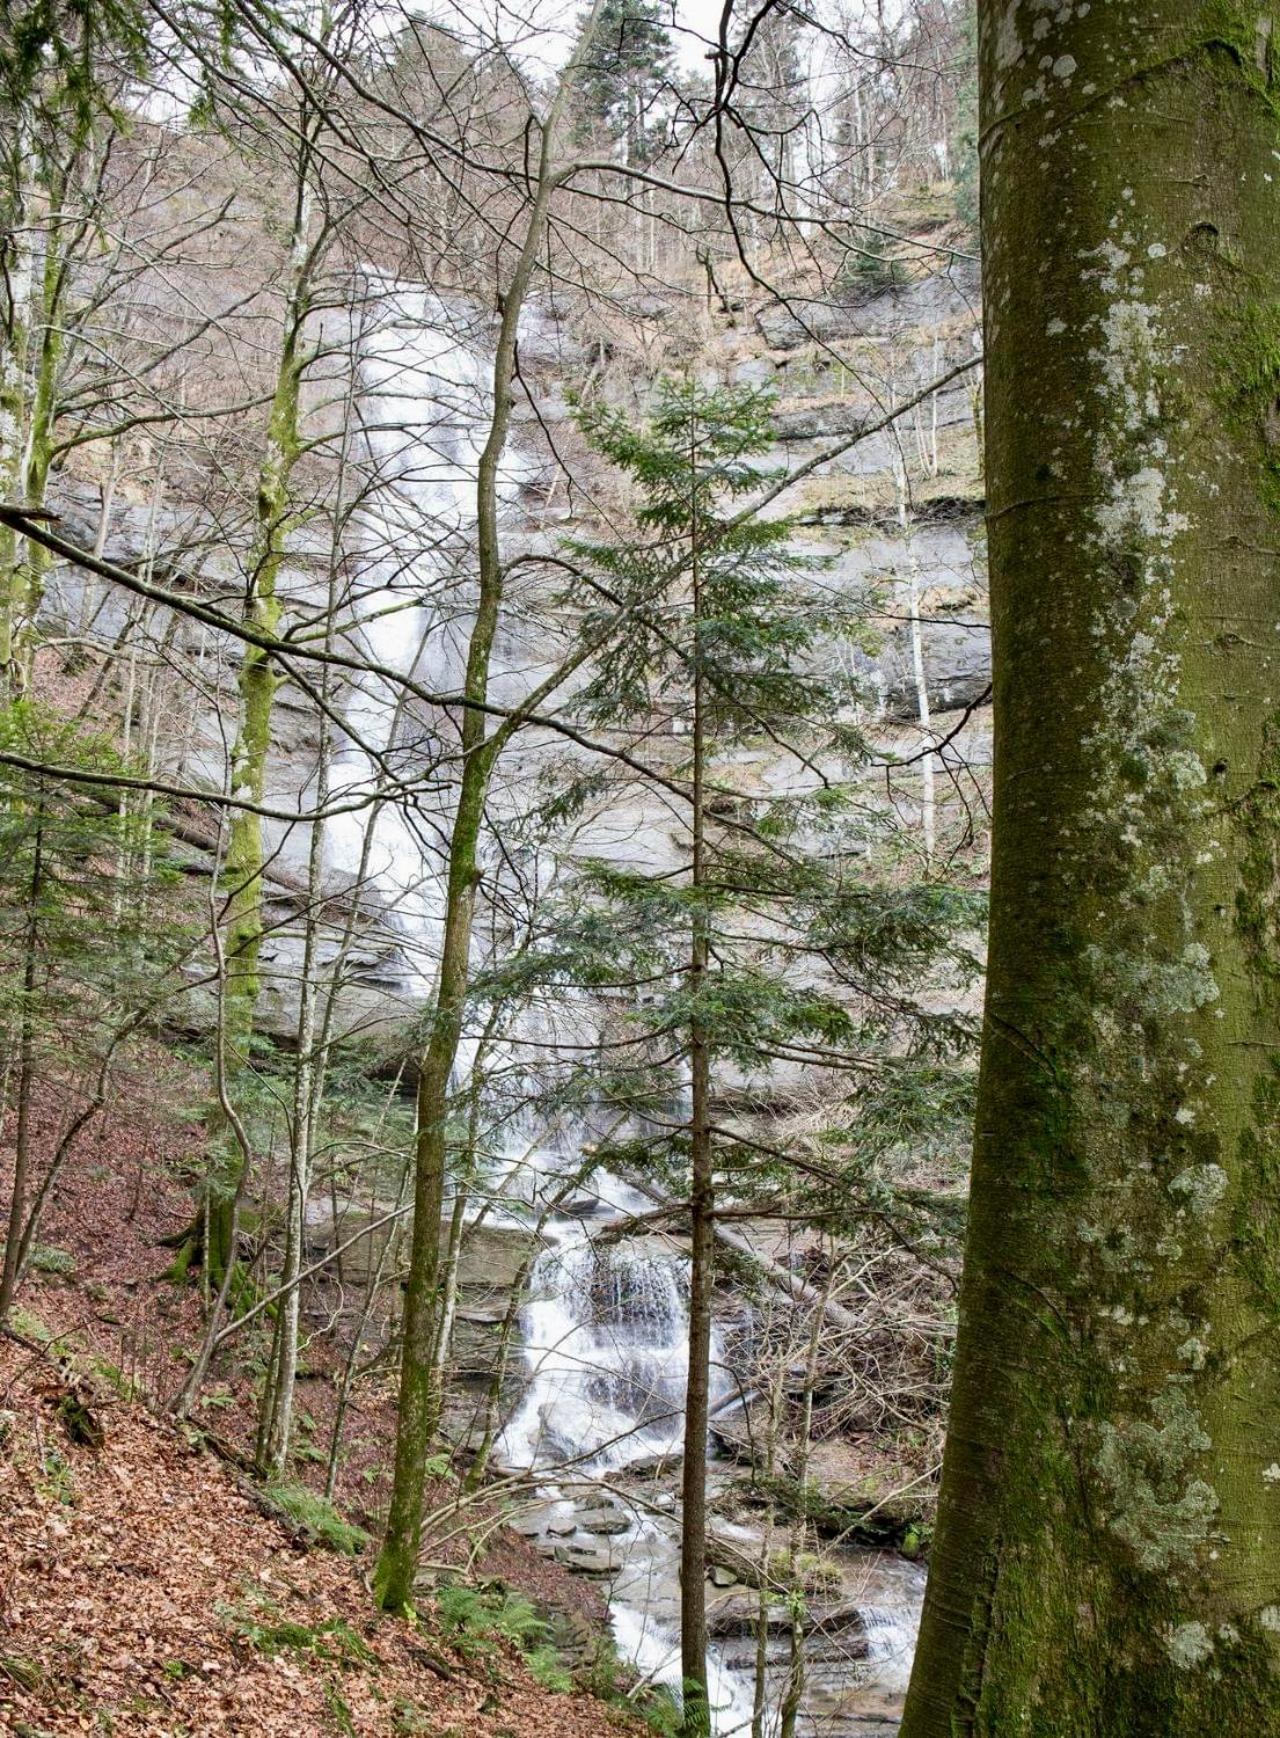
<box><xmin>443</xmin><ymin>1220</ymin><xmax>549</xmax><ymax>1440</ymax></box>
<box><xmin>787</xmin><ymin>517</ymin><xmax>991</xmax><ymax>729</ymax></box>
<box><xmin>553</xmin><ymin>1540</ymin><xmax>621</xmax><ymax>1576</ymax></box>
<box><xmin>753</xmin><ymin>267</ymin><xmax>980</xmax><ymax>351</ymax></box>
<box><xmin>41</xmin><ymin>481</ymin><xmax>422</xmax><ymax>1051</ymax></box>
<box><xmin>874</xmin><ymin>615</ymin><xmax>991</xmax><ymax>721</ymax></box>
<box><xmin>710</xmin><ymin>1408</ymin><xmax>933</xmax><ymax>1555</ymax></box>
<box><xmin>40</xmin><ymin>267</ymin><xmax>988</xmax><ymax>1063</ymax></box>
<box><xmin>456</xmin><ymin>1222</ymin><xmax>547</xmax><ymax>1294</ymax></box>
<box><xmin>773</xmin><ymin>382</ymin><xmax>973</xmax><ymax>447</ymax></box>
<box><xmin>513</xmin><ymin>1466</ymin><xmax>925</xmax><ymax>1737</ymax></box>
<box><xmin>578</xmin><ymin>1508</ymin><xmax>630</xmax><ymax>1536</ymax></box>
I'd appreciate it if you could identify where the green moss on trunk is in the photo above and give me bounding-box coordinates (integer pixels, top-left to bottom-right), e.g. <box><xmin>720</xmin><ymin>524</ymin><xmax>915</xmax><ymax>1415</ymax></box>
<box><xmin>202</xmin><ymin>182</ymin><xmax>313</xmax><ymax>1287</ymax></box>
<box><xmin>373</xmin><ymin>4</ymin><xmax>611</xmax><ymax>1610</ymax></box>
<box><xmin>901</xmin><ymin>5</ymin><xmax>1280</xmax><ymax>1732</ymax></box>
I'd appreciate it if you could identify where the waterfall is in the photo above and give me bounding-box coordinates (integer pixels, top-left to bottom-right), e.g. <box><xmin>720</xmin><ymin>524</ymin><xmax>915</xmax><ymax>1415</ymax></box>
<box><xmin>498</xmin><ymin>1217</ymin><xmax>705</xmax><ymax>1475</ymax></box>
<box><xmin>325</xmin><ymin>277</ymin><xmax>528</xmax><ymax>998</ymax></box>
<box><xmin>860</xmin><ymin>1600</ymin><xmax>923</xmax><ymax>1693</ymax></box>
<box><xmin>496</xmin><ymin>1173</ymin><xmax>761</xmax><ymax>1736</ymax></box>
<box><xmin>612</xmin><ymin>1601</ymin><xmax>756</xmax><ymax>1738</ymax></box>
<box><xmin>328</xmin><ymin>280</ymin><xmax>924</xmax><ymax>1734</ymax></box>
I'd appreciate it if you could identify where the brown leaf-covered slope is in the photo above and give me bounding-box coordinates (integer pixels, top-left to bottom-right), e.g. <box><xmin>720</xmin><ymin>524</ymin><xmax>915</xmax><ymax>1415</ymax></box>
<box><xmin>0</xmin><ymin>1334</ymin><xmax>639</xmax><ymax>1736</ymax></box>
<box><xmin>0</xmin><ymin>1058</ymin><xmax>639</xmax><ymax>1737</ymax></box>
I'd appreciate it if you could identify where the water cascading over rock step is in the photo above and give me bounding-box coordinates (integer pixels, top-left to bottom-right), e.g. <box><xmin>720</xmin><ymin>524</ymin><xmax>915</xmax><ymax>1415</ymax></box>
<box><xmin>499</xmin><ymin>1220</ymin><xmax>727</xmax><ymax>1475</ymax></box>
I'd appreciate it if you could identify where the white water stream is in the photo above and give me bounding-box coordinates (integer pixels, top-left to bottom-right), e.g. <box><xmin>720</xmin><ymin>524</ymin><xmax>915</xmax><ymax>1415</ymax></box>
<box><xmin>495</xmin><ymin>1168</ymin><xmax>758</xmax><ymax>1736</ymax></box>
<box><xmin>334</xmin><ymin>281</ymin><xmax>924</xmax><ymax>1734</ymax></box>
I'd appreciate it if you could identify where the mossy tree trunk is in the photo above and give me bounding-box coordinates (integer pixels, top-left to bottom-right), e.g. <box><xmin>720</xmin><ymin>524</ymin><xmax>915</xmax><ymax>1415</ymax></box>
<box><xmin>13</xmin><ymin>194</ymin><xmax>67</xmax><ymax>677</ymax></box>
<box><xmin>372</xmin><ymin>696</ymin><xmax>493</xmax><ymax>1611</ymax></box>
<box><xmin>680</xmin><ymin>417</ymin><xmax>714</xmax><ymax>1737</ymax></box>
<box><xmin>0</xmin><ymin>784</ymin><xmax>44</xmax><ymax>1324</ymax></box>
<box><xmin>0</xmin><ymin>130</ymin><xmax>75</xmax><ymax>695</ymax></box>
<box><xmin>0</xmin><ymin>127</ymin><xmax>34</xmax><ymax>694</ymax></box>
<box><xmin>0</xmin><ymin>111</ymin><xmax>108</xmax><ymax>694</ymax></box>
<box><xmin>203</xmin><ymin>166</ymin><xmax>318</xmax><ymax>1289</ymax></box>
<box><xmin>902</xmin><ymin>6</ymin><xmax>1280</xmax><ymax>1731</ymax></box>
<box><xmin>372</xmin><ymin>1</ymin><xmax>607</xmax><ymax>1613</ymax></box>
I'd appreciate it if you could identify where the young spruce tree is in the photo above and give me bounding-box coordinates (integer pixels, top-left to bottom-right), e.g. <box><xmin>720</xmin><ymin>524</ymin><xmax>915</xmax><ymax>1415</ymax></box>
<box><xmin>560</xmin><ymin>381</ymin><xmax>872</xmax><ymax>1733</ymax></box>
<box><xmin>480</xmin><ymin>382</ymin><xmax>980</xmax><ymax>1730</ymax></box>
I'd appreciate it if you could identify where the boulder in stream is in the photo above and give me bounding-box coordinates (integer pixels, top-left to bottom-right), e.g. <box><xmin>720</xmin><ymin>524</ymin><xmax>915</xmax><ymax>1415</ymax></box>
<box><xmin>553</xmin><ymin>1541</ymin><xmax>621</xmax><ymax>1576</ymax></box>
<box><xmin>576</xmin><ymin>1509</ymin><xmax>631</xmax><ymax>1536</ymax></box>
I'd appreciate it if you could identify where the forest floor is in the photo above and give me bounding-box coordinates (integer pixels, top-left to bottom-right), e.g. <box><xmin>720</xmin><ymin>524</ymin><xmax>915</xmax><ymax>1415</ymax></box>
<box><xmin>0</xmin><ymin>1069</ymin><xmax>644</xmax><ymax>1737</ymax></box>
<box><xmin>0</xmin><ymin>1336</ymin><xmax>640</xmax><ymax>1738</ymax></box>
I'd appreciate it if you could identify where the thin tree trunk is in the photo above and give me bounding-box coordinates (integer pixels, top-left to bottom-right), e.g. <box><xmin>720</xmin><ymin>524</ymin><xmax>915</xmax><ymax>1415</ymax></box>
<box><xmin>779</xmin><ymin>1257</ymin><xmax>828</xmax><ymax>1738</ymax></box>
<box><xmin>11</xmin><ymin>1019</ymin><xmax>137</xmax><ymax>1294</ymax></box>
<box><xmin>897</xmin><ymin>458</ymin><xmax>934</xmax><ymax>865</ymax></box>
<box><xmin>325</xmin><ymin>1148</ymin><xmax>412</xmax><ymax>1500</ymax></box>
<box><xmin>76</xmin><ymin>440</ymin><xmax>121</xmax><ymax>639</ymax></box>
<box><xmin>0</xmin><ymin>787</ymin><xmax>43</xmax><ymax>1323</ymax></box>
<box><xmin>0</xmin><ymin>120</ymin><xmax>33</xmax><ymax>694</ymax></box>
<box><xmin>257</xmin><ymin>681</ymin><xmax>330</xmax><ymax>1475</ymax></box>
<box><xmin>13</xmin><ymin>180</ymin><xmax>67</xmax><ymax>685</ymax></box>
<box><xmin>425</xmin><ymin>1185</ymin><xmax>468</xmax><ymax>1439</ymax></box>
<box><xmin>681</xmin><ymin>416</ymin><xmax>713</xmax><ymax>1736</ymax></box>
<box><xmin>204</xmin><ymin>162</ymin><xmax>318</xmax><ymax>1287</ymax></box>
<box><xmin>172</xmin><ymin>865</ymin><xmax>260</xmax><ymax>1420</ymax></box>
<box><xmin>373</xmin><ymin>1</ymin><xmax>607</xmax><ymax>1611</ymax></box>
<box><xmin>751</xmin><ymin>1324</ymin><xmax>784</xmax><ymax>1738</ymax></box>
<box><xmin>902</xmin><ymin>4</ymin><xmax>1280</xmax><ymax>1729</ymax></box>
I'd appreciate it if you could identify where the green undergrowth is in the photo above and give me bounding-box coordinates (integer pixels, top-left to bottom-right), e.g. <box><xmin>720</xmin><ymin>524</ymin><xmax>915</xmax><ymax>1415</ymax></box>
<box><xmin>555</xmin><ymin>1631</ymin><xmax>680</xmax><ymax>1735</ymax></box>
<box><xmin>7</xmin><ymin>1304</ymin><xmax>53</xmax><ymax>1343</ymax></box>
<box><xmin>217</xmin><ymin>1589</ymin><xmax>375</xmax><ymax>1667</ymax></box>
<box><xmin>0</xmin><ymin>1653</ymin><xmax>43</xmax><ymax>1691</ymax></box>
<box><xmin>771</xmin><ymin>1547</ymin><xmax>844</xmax><ymax>1593</ymax></box>
<box><xmin>434</xmin><ymin>1584</ymin><xmax>571</xmax><ymax>1691</ymax></box>
<box><xmin>28</xmin><ymin>1245</ymin><xmax>76</xmax><ymax>1277</ymax></box>
<box><xmin>90</xmin><ymin>1356</ymin><xmax>138</xmax><ymax>1401</ymax></box>
<box><xmin>260</xmin><ymin>1480</ymin><xmax>370</xmax><ymax>1554</ymax></box>
<box><xmin>218</xmin><ymin>1576</ymin><xmax>401</xmax><ymax>1738</ymax></box>
<box><xmin>434</xmin><ymin>1581</ymin><xmax>688</xmax><ymax>1731</ymax></box>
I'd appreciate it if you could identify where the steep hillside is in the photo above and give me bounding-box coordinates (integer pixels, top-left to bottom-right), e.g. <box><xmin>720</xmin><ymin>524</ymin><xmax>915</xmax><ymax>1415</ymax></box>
<box><xmin>0</xmin><ymin>1328</ymin><xmax>641</xmax><ymax>1737</ymax></box>
<box><xmin>0</xmin><ymin>1067</ymin><xmax>658</xmax><ymax>1736</ymax></box>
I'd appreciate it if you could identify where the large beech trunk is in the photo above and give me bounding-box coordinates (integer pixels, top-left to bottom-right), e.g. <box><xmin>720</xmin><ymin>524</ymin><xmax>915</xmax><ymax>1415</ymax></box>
<box><xmin>902</xmin><ymin>5</ymin><xmax>1280</xmax><ymax>1731</ymax></box>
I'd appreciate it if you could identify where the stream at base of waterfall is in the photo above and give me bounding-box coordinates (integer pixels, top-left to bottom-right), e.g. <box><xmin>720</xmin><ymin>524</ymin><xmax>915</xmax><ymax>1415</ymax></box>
<box><xmin>327</xmin><ymin>279</ymin><xmax>925</xmax><ymax>1735</ymax></box>
<box><xmin>491</xmin><ymin>1165</ymin><xmax>924</xmax><ymax>1738</ymax></box>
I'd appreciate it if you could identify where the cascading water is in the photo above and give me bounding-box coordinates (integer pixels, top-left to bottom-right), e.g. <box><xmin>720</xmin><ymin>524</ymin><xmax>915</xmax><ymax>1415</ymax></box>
<box><xmin>496</xmin><ymin>1173</ymin><xmax>757</xmax><ymax>1737</ymax></box>
<box><xmin>860</xmin><ymin>1602</ymin><xmax>922</xmax><ymax>1693</ymax></box>
<box><xmin>325</xmin><ymin>277</ymin><xmax>524</xmax><ymax>995</ymax></box>
<box><xmin>500</xmin><ymin>1217</ymin><xmax>700</xmax><ymax>1474</ymax></box>
<box><xmin>520</xmin><ymin>1240</ymin><xmax>684</xmax><ymax>1467</ymax></box>
<box><xmin>333</xmin><ymin>280</ymin><xmax>924</xmax><ymax>1734</ymax></box>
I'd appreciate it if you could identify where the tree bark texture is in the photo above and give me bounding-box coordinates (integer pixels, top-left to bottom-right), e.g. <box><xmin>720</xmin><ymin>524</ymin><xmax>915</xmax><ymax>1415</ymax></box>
<box><xmin>902</xmin><ymin>6</ymin><xmax>1280</xmax><ymax>1732</ymax></box>
<box><xmin>204</xmin><ymin>171</ymin><xmax>314</xmax><ymax>1286</ymax></box>
<box><xmin>681</xmin><ymin>423</ymin><xmax>713</xmax><ymax>1736</ymax></box>
<box><xmin>0</xmin><ymin>792</ymin><xmax>43</xmax><ymax>1322</ymax></box>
